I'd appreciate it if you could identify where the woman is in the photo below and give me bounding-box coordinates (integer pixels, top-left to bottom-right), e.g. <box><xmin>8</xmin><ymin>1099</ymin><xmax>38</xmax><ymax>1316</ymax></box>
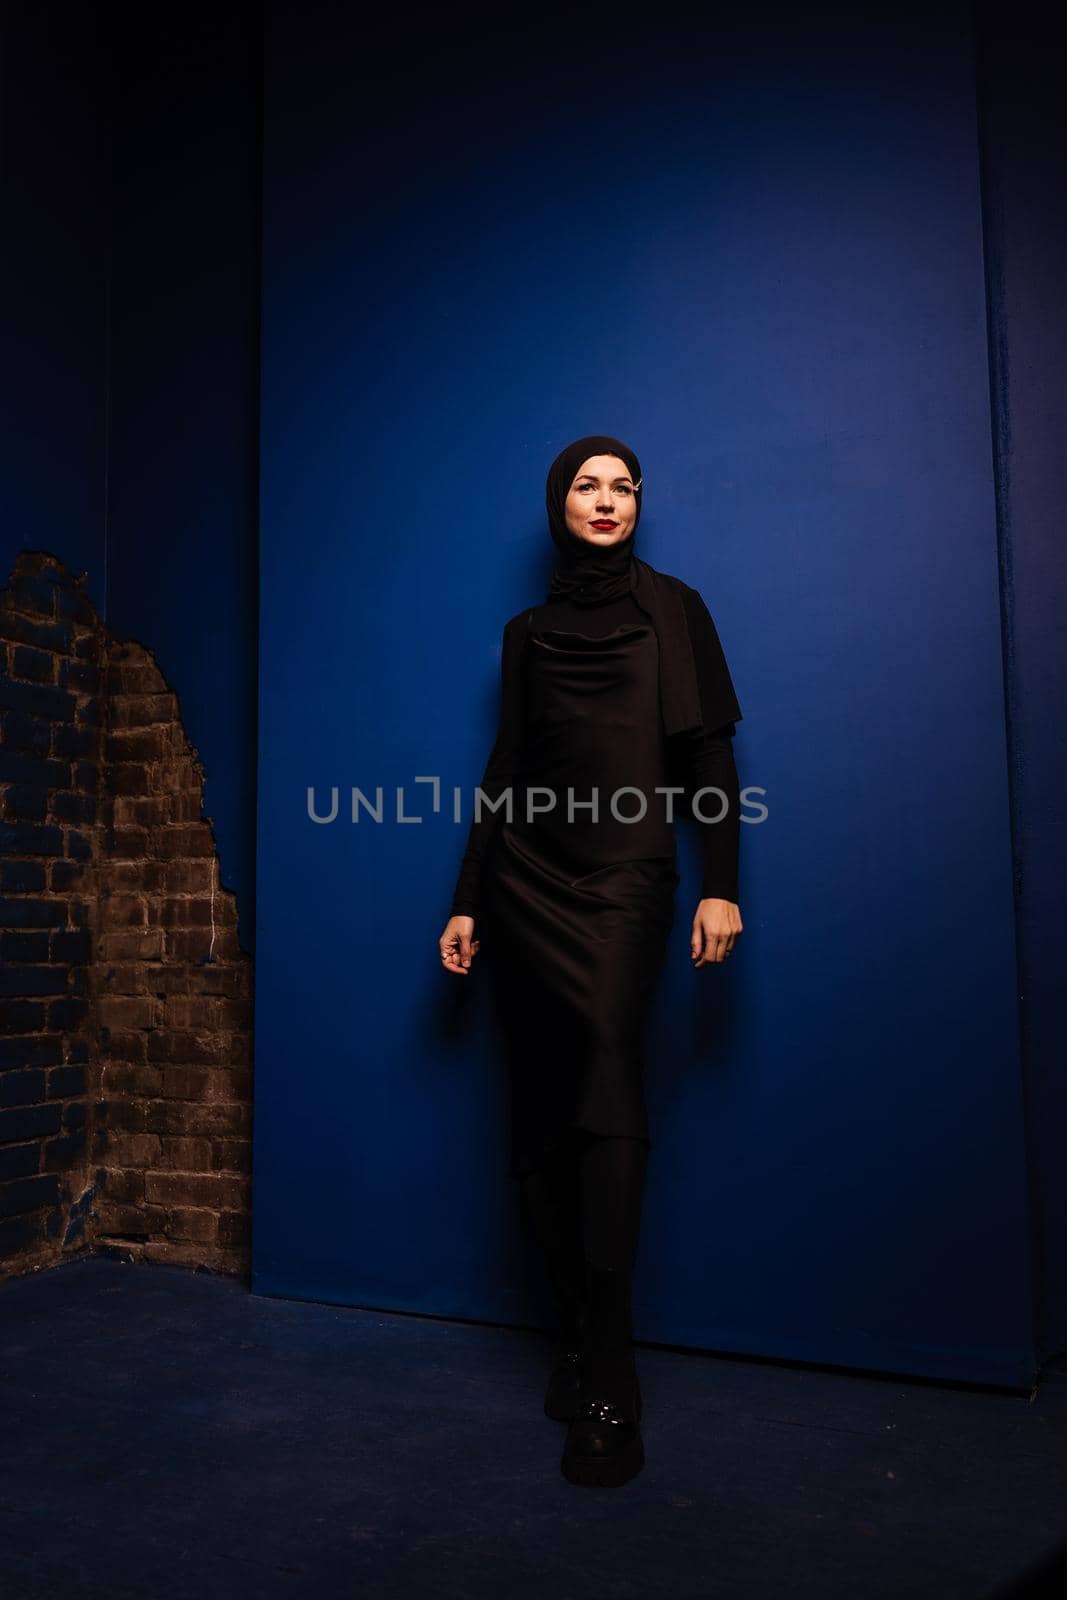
<box><xmin>438</xmin><ymin>434</ymin><xmax>743</xmax><ymax>1488</ymax></box>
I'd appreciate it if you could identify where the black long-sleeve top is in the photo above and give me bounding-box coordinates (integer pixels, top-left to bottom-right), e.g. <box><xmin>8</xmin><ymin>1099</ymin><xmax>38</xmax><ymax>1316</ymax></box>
<box><xmin>450</xmin><ymin>589</ymin><xmax>741</xmax><ymax>918</ymax></box>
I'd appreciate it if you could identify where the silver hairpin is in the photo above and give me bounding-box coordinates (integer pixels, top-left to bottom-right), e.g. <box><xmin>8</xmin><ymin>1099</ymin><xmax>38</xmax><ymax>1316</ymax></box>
<box><xmin>633</xmin><ymin>478</ymin><xmax>642</xmax><ymax>491</ymax></box>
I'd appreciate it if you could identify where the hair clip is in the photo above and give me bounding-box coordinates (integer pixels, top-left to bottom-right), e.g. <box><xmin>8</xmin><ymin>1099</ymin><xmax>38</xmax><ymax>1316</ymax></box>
<box><xmin>633</xmin><ymin>478</ymin><xmax>642</xmax><ymax>491</ymax></box>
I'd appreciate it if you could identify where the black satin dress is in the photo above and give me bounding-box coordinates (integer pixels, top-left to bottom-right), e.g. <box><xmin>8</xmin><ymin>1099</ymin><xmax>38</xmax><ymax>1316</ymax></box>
<box><xmin>480</xmin><ymin>608</ymin><xmax>681</xmax><ymax>1180</ymax></box>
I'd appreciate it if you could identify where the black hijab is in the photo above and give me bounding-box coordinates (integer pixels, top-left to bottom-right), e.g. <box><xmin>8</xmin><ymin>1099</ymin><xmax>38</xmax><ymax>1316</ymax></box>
<box><xmin>545</xmin><ymin>433</ymin><xmax>643</xmax><ymax>606</ymax></box>
<box><xmin>542</xmin><ymin>433</ymin><xmax>737</xmax><ymax>736</ymax></box>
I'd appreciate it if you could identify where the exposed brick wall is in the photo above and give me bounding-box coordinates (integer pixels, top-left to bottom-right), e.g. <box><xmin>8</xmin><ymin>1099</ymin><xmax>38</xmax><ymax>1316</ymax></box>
<box><xmin>0</xmin><ymin>552</ymin><xmax>252</xmax><ymax>1278</ymax></box>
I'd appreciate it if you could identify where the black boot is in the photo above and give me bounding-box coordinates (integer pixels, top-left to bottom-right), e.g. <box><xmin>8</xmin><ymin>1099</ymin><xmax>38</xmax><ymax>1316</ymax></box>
<box><xmin>560</xmin><ymin>1260</ymin><xmax>644</xmax><ymax>1487</ymax></box>
<box><xmin>543</xmin><ymin>1245</ymin><xmax>587</xmax><ymax>1420</ymax></box>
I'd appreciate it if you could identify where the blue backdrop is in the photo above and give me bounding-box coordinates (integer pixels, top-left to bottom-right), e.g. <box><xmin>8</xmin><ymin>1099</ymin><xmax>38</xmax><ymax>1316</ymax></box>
<box><xmin>253</xmin><ymin>4</ymin><xmax>1033</xmax><ymax>1385</ymax></box>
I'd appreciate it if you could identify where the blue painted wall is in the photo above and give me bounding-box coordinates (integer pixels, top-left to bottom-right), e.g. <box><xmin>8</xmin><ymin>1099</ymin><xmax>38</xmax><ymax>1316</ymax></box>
<box><xmin>975</xmin><ymin>9</ymin><xmax>1067</xmax><ymax>1368</ymax></box>
<box><xmin>0</xmin><ymin>2</ymin><xmax>108</xmax><ymax>603</ymax></box>
<box><xmin>253</xmin><ymin>4</ymin><xmax>1034</xmax><ymax>1383</ymax></box>
<box><xmin>0</xmin><ymin>4</ymin><xmax>261</xmax><ymax>954</ymax></box>
<box><xmin>106</xmin><ymin>10</ymin><xmax>261</xmax><ymax>953</ymax></box>
<box><xmin>2</xmin><ymin>0</ymin><xmax>1059</xmax><ymax>1380</ymax></box>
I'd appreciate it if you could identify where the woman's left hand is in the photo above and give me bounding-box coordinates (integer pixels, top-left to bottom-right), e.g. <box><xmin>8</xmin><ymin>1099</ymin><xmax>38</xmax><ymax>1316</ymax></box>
<box><xmin>690</xmin><ymin>898</ymin><xmax>742</xmax><ymax>968</ymax></box>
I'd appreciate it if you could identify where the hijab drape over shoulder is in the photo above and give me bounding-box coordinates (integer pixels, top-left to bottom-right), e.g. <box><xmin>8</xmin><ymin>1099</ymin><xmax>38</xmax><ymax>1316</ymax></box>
<box><xmin>544</xmin><ymin>433</ymin><xmax>742</xmax><ymax>736</ymax></box>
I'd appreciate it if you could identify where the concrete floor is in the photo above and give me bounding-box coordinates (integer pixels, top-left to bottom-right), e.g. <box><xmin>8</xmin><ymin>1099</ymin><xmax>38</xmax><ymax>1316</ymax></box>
<box><xmin>2</xmin><ymin>1254</ymin><xmax>1065</xmax><ymax>1599</ymax></box>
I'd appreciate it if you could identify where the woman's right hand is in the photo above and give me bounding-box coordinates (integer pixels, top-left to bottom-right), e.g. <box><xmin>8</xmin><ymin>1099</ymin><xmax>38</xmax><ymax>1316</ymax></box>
<box><xmin>440</xmin><ymin>915</ymin><xmax>480</xmax><ymax>976</ymax></box>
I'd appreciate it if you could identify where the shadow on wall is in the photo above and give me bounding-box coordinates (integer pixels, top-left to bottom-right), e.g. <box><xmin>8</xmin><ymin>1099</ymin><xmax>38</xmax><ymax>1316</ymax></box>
<box><xmin>0</xmin><ymin>551</ymin><xmax>253</xmax><ymax>1279</ymax></box>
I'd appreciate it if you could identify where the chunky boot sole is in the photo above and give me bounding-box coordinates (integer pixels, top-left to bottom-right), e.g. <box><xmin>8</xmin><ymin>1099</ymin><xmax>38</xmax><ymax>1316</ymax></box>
<box><xmin>560</xmin><ymin>1375</ymin><xmax>645</xmax><ymax>1487</ymax></box>
<box><xmin>561</xmin><ymin>1428</ymin><xmax>645</xmax><ymax>1488</ymax></box>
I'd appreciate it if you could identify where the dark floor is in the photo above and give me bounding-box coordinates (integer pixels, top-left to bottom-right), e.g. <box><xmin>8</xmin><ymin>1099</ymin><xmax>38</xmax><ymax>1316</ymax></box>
<box><xmin>1</xmin><ymin>1256</ymin><xmax>1065</xmax><ymax>1599</ymax></box>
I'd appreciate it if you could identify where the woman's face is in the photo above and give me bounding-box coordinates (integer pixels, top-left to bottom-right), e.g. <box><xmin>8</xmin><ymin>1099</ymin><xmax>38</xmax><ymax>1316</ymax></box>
<box><xmin>564</xmin><ymin>454</ymin><xmax>638</xmax><ymax>546</ymax></box>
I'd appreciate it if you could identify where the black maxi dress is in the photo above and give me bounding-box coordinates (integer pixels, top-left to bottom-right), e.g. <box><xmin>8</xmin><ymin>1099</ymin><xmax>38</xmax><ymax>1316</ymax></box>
<box><xmin>450</xmin><ymin>587</ymin><xmax>742</xmax><ymax>1180</ymax></box>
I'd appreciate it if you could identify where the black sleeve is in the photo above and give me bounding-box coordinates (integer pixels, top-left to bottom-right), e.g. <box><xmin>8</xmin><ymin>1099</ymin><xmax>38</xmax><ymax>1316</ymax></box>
<box><xmin>679</xmin><ymin>583</ymin><xmax>743</xmax><ymax>733</ymax></box>
<box><xmin>668</xmin><ymin>722</ymin><xmax>741</xmax><ymax>903</ymax></box>
<box><xmin>449</xmin><ymin>613</ymin><xmax>527</xmax><ymax>919</ymax></box>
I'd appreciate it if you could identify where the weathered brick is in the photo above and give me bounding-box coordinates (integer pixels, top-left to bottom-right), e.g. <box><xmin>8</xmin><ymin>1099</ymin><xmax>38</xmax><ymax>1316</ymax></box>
<box><xmin>100</xmin><ymin>1061</ymin><xmax>161</xmax><ymax>1097</ymax></box>
<box><xmin>1</xmin><ymin>711</ymin><xmax>51</xmax><ymax>755</ymax></box>
<box><xmin>67</xmin><ymin>830</ymin><xmax>94</xmax><ymax>861</ymax></box>
<box><xmin>12</xmin><ymin>645</ymin><xmax>55</xmax><ymax>683</ymax></box>
<box><xmin>46</xmin><ymin>997</ymin><xmax>89</xmax><ymax>1029</ymax></box>
<box><xmin>163</xmin><ymin>1208</ymin><xmax>219</xmax><ymax>1244</ymax></box>
<box><xmin>0</xmin><ymin>930</ymin><xmax>50</xmax><ymax>962</ymax></box>
<box><xmin>52</xmin><ymin>791</ymin><xmax>96</xmax><ymax>826</ymax></box>
<box><xmin>162</xmin><ymin>860</ymin><xmax>215</xmax><ymax>894</ymax></box>
<box><xmin>0</xmin><ymin>965</ymin><xmax>70</xmax><ymax>998</ymax></box>
<box><xmin>0</xmin><ymin>998</ymin><xmax>47</xmax><ymax>1031</ymax></box>
<box><xmin>167</xmin><ymin>927</ymin><xmax>243</xmax><ymax>961</ymax></box>
<box><xmin>94</xmin><ymin>1202</ymin><xmax>150</xmax><ymax>1238</ymax></box>
<box><xmin>144</xmin><ymin>1172</ymin><xmax>248</xmax><ymax>1209</ymax></box>
<box><xmin>0</xmin><ymin>896</ymin><xmax>66</xmax><ymax>934</ymax></box>
<box><xmin>0</xmin><ymin>676</ymin><xmax>76</xmax><ymax>721</ymax></box>
<box><xmin>114</xmin><ymin>795</ymin><xmax>201</xmax><ymax>827</ymax></box>
<box><xmin>149</xmin><ymin>1031</ymin><xmax>228</xmax><ymax>1066</ymax></box>
<box><xmin>96</xmin><ymin>1168</ymin><xmax>145</xmax><ymax>1204</ymax></box>
<box><xmin>1</xmin><ymin>598</ymin><xmax>252</xmax><ymax>1277</ymax></box>
<box><xmin>51</xmin><ymin>859</ymin><xmax>88</xmax><ymax>890</ymax></box>
<box><xmin>0</xmin><ymin>821</ymin><xmax>64</xmax><ymax>855</ymax></box>
<box><xmin>143</xmin><ymin>967</ymin><xmax>188</xmax><ymax>996</ymax></box>
<box><xmin>216</xmin><ymin>1212</ymin><xmax>251</xmax><ymax>1248</ymax></box>
<box><xmin>160</xmin><ymin>1136</ymin><xmax>214</xmax><ymax>1170</ymax></box>
<box><xmin>109</xmin><ymin>692</ymin><xmax>179</xmax><ymax>728</ymax></box>
<box><xmin>0</xmin><ymin>1068</ymin><xmax>47</xmax><ymax>1106</ymax></box>
<box><xmin>159</xmin><ymin>1065</ymin><xmax>214</xmax><ymax>1100</ymax></box>
<box><xmin>198</xmin><ymin>964</ymin><xmax>251</xmax><ymax>999</ymax></box>
<box><xmin>43</xmin><ymin>1128</ymin><xmax>86</xmax><ymax>1169</ymax></box>
<box><xmin>107</xmin><ymin>763</ymin><xmax>153</xmax><ymax>796</ymax></box>
<box><xmin>106</xmin><ymin>726</ymin><xmax>171</xmax><ymax>763</ymax></box>
<box><xmin>51</xmin><ymin>928</ymin><xmax>91</xmax><ymax>965</ymax></box>
<box><xmin>159</xmin><ymin>897</ymin><xmax>216</xmax><ymax>929</ymax></box>
<box><xmin>48</xmin><ymin>1064</ymin><xmax>86</xmax><ymax>1098</ymax></box>
<box><xmin>98</xmin><ymin>963</ymin><xmax>148</xmax><ymax>995</ymax></box>
<box><xmin>105</xmin><ymin>861</ymin><xmax>167</xmax><ymax>893</ymax></box>
<box><xmin>0</xmin><ymin>1172</ymin><xmax>60</xmax><ymax>1218</ymax></box>
<box><xmin>0</xmin><ymin>1143</ymin><xmax>39</xmax><ymax>1181</ymax></box>
<box><xmin>98</xmin><ymin>1099</ymin><xmax>148</xmax><ymax>1133</ymax></box>
<box><xmin>98</xmin><ymin>995</ymin><xmax>157</xmax><ymax>1030</ymax></box>
<box><xmin>99</xmin><ymin>1028</ymin><xmax>147</xmax><ymax>1063</ymax></box>
<box><xmin>97</xmin><ymin>930</ymin><xmax>165</xmax><ymax>961</ymax></box>
<box><xmin>59</xmin><ymin>657</ymin><xmax>99</xmax><ymax>693</ymax></box>
<box><xmin>52</xmin><ymin>722</ymin><xmax>96</xmax><ymax>759</ymax></box>
<box><xmin>161</xmin><ymin>996</ymin><xmax>219</xmax><ymax>1030</ymax></box>
<box><xmin>145</xmin><ymin>1100</ymin><xmax>250</xmax><ymax>1138</ymax></box>
<box><xmin>0</xmin><ymin>609</ymin><xmax>72</xmax><ymax>652</ymax></box>
<box><xmin>0</xmin><ymin>858</ymin><xmax>47</xmax><ymax>891</ymax></box>
<box><xmin>0</xmin><ymin>998</ymin><xmax>46</xmax><ymax>1036</ymax></box>
<box><xmin>106</xmin><ymin>825</ymin><xmax>150</xmax><ymax>858</ymax></box>
<box><xmin>211</xmin><ymin>1139</ymin><xmax>252</xmax><ymax>1174</ymax></box>
<box><xmin>0</xmin><ymin>1211</ymin><xmax>46</xmax><ymax>1255</ymax></box>
<box><xmin>103</xmin><ymin>1133</ymin><xmax>162</xmax><ymax>1167</ymax></box>
<box><xmin>3</xmin><ymin>784</ymin><xmax>48</xmax><ymax>820</ymax></box>
<box><xmin>98</xmin><ymin>894</ymin><xmax>147</xmax><ymax>931</ymax></box>
<box><xmin>0</xmin><ymin>1034</ymin><xmax>65</xmax><ymax>1069</ymax></box>
<box><xmin>154</xmin><ymin>826</ymin><xmax>216</xmax><ymax>861</ymax></box>
<box><xmin>107</xmin><ymin>657</ymin><xmax>167</xmax><ymax>694</ymax></box>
